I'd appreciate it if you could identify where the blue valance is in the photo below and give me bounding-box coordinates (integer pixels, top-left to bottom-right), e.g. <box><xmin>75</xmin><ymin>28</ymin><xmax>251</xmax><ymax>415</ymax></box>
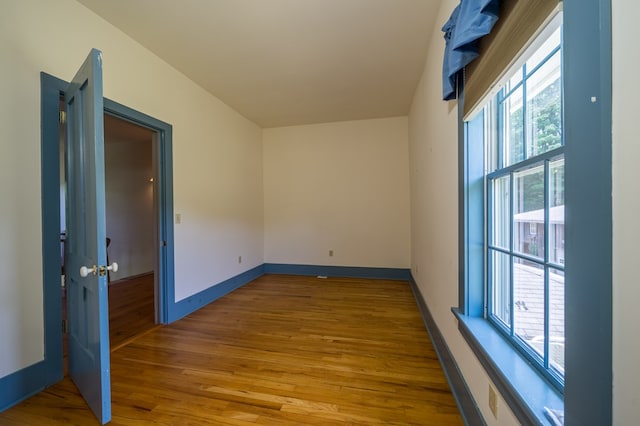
<box><xmin>442</xmin><ymin>0</ymin><xmax>500</xmax><ymax>101</ymax></box>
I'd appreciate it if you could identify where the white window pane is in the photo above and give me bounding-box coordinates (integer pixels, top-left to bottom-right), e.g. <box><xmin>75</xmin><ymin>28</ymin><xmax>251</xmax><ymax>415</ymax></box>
<box><xmin>514</xmin><ymin>166</ymin><xmax>545</xmax><ymax>259</ymax></box>
<box><xmin>484</xmin><ymin>102</ymin><xmax>499</xmax><ymax>173</ymax></box>
<box><xmin>490</xmin><ymin>250</ymin><xmax>511</xmax><ymax>328</ymax></box>
<box><xmin>526</xmin><ymin>26</ymin><xmax>561</xmax><ymax>73</ymax></box>
<box><xmin>503</xmin><ymin>87</ymin><xmax>524</xmax><ymax>166</ymax></box>
<box><xmin>513</xmin><ymin>258</ymin><xmax>544</xmax><ymax>358</ymax></box>
<box><xmin>549</xmin><ymin>268</ymin><xmax>565</xmax><ymax>375</ymax></box>
<box><xmin>505</xmin><ymin>68</ymin><xmax>523</xmax><ymax>93</ymax></box>
<box><xmin>491</xmin><ymin>176</ymin><xmax>510</xmax><ymax>249</ymax></box>
<box><xmin>526</xmin><ymin>51</ymin><xmax>562</xmax><ymax>158</ymax></box>
<box><xmin>550</xmin><ymin>158</ymin><xmax>565</xmax><ymax>265</ymax></box>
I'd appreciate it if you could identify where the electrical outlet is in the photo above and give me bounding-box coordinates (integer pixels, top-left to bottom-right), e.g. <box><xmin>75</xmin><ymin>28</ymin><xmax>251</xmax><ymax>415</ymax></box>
<box><xmin>329</xmin><ymin>250</ymin><xmax>334</xmax><ymax>257</ymax></box>
<box><xmin>488</xmin><ymin>384</ymin><xmax>498</xmax><ymax>419</ymax></box>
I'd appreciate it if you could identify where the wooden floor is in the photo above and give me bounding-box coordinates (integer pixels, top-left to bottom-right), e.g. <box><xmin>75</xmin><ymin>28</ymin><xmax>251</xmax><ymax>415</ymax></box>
<box><xmin>0</xmin><ymin>274</ymin><xmax>462</xmax><ymax>425</ymax></box>
<box><xmin>62</xmin><ymin>273</ymin><xmax>156</xmax><ymax>357</ymax></box>
<box><xmin>109</xmin><ymin>273</ymin><xmax>156</xmax><ymax>350</ymax></box>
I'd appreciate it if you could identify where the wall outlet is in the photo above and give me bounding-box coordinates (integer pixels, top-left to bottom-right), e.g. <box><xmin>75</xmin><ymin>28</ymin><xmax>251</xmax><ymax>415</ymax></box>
<box><xmin>329</xmin><ymin>250</ymin><xmax>334</xmax><ymax>257</ymax></box>
<box><xmin>488</xmin><ymin>384</ymin><xmax>498</xmax><ymax>419</ymax></box>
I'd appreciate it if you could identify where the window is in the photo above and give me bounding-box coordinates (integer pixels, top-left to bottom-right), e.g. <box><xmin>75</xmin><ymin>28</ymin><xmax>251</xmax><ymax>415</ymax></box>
<box><xmin>455</xmin><ymin>2</ymin><xmax>612</xmax><ymax>424</ymax></box>
<box><xmin>472</xmin><ymin>24</ymin><xmax>565</xmax><ymax>388</ymax></box>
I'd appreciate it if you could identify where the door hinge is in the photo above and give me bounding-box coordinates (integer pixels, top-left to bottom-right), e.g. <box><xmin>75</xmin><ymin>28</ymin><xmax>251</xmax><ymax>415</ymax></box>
<box><xmin>162</xmin><ymin>240</ymin><xmax>167</xmax><ymax>247</ymax></box>
<box><xmin>62</xmin><ymin>319</ymin><xmax>68</xmax><ymax>334</ymax></box>
<box><xmin>59</xmin><ymin>110</ymin><xmax>66</xmax><ymax>124</ymax></box>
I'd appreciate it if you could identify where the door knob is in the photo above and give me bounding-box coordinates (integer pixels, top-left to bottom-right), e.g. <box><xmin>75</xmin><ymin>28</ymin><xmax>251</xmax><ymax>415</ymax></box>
<box><xmin>99</xmin><ymin>262</ymin><xmax>118</xmax><ymax>276</ymax></box>
<box><xmin>79</xmin><ymin>265</ymin><xmax>97</xmax><ymax>277</ymax></box>
<box><xmin>80</xmin><ymin>263</ymin><xmax>117</xmax><ymax>277</ymax></box>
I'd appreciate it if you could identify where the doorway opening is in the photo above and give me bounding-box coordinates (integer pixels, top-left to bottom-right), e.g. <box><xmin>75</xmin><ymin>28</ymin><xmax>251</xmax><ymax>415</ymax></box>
<box><xmin>105</xmin><ymin>111</ymin><xmax>158</xmax><ymax>349</ymax></box>
<box><xmin>60</xmin><ymin>111</ymin><xmax>160</xmax><ymax>355</ymax></box>
<box><xmin>41</xmin><ymin>71</ymin><xmax>175</xmax><ymax>388</ymax></box>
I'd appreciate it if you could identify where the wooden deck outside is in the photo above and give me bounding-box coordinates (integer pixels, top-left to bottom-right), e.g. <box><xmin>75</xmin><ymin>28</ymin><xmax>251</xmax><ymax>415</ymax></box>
<box><xmin>0</xmin><ymin>274</ymin><xmax>462</xmax><ymax>425</ymax></box>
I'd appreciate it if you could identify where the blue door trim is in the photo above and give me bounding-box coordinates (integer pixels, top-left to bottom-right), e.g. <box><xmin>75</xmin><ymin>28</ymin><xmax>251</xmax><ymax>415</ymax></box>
<box><xmin>38</xmin><ymin>72</ymin><xmax>175</xmax><ymax>392</ymax></box>
<box><xmin>102</xmin><ymin>98</ymin><xmax>175</xmax><ymax>324</ymax></box>
<box><xmin>40</xmin><ymin>73</ymin><xmax>67</xmax><ymax>389</ymax></box>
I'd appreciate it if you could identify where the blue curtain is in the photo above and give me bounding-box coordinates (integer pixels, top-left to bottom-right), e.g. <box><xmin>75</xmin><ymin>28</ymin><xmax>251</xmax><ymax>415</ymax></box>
<box><xmin>442</xmin><ymin>0</ymin><xmax>500</xmax><ymax>101</ymax></box>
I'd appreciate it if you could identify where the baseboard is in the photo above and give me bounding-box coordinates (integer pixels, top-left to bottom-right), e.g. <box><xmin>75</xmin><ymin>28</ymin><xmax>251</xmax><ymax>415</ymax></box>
<box><xmin>167</xmin><ymin>264</ymin><xmax>265</xmax><ymax>323</ymax></box>
<box><xmin>409</xmin><ymin>277</ymin><xmax>486</xmax><ymax>426</ymax></box>
<box><xmin>264</xmin><ymin>263</ymin><xmax>411</xmax><ymax>280</ymax></box>
<box><xmin>0</xmin><ymin>361</ymin><xmax>46</xmax><ymax>413</ymax></box>
<box><xmin>167</xmin><ymin>264</ymin><xmax>411</xmax><ymax>323</ymax></box>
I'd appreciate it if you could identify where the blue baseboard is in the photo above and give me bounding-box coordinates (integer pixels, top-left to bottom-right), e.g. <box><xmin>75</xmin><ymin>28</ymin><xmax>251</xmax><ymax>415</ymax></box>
<box><xmin>263</xmin><ymin>263</ymin><xmax>411</xmax><ymax>280</ymax></box>
<box><xmin>409</xmin><ymin>277</ymin><xmax>486</xmax><ymax>426</ymax></box>
<box><xmin>0</xmin><ymin>361</ymin><xmax>46</xmax><ymax>413</ymax></box>
<box><xmin>167</xmin><ymin>264</ymin><xmax>410</xmax><ymax>323</ymax></box>
<box><xmin>167</xmin><ymin>264</ymin><xmax>265</xmax><ymax>323</ymax></box>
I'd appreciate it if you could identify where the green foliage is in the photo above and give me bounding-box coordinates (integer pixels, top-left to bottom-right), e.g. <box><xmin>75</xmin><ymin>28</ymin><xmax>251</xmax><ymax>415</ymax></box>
<box><xmin>529</xmin><ymin>78</ymin><xmax>562</xmax><ymax>155</ymax></box>
<box><xmin>507</xmin><ymin>77</ymin><xmax>562</xmax><ymax>162</ymax></box>
<box><xmin>518</xmin><ymin>169</ymin><xmax>544</xmax><ymax>212</ymax></box>
<box><xmin>506</xmin><ymin>77</ymin><xmax>562</xmax><ymax>212</ymax></box>
<box><xmin>508</xmin><ymin>98</ymin><xmax>524</xmax><ymax>164</ymax></box>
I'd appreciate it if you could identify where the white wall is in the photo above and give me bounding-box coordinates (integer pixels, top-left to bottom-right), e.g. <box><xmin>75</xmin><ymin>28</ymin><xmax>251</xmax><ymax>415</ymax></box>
<box><xmin>104</xmin><ymin>137</ymin><xmax>154</xmax><ymax>281</ymax></box>
<box><xmin>611</xmin><ymin>0</ymin><xmax>640</xmax><ymax>423</ymax></box>
<box><xmin>263</xmin><ymin>118</ymin><xmax>411</xmax><ymax>269</ymax></box>
<box><xmin>408</xmin><ymin>0</ymin><xmax>519</xmax><ymax>424</ymax></box>
<box><xmin>0</xmin><ymin>0</ymin><xmax>263</xmax><ymax>379</ymax></box>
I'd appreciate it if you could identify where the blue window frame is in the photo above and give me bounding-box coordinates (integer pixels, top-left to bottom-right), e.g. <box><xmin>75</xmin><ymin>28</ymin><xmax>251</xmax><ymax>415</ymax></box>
<box><xmin>455</xmin><ymin>2</ymin><xmax>612</xmax><ymax>423</ymax></box>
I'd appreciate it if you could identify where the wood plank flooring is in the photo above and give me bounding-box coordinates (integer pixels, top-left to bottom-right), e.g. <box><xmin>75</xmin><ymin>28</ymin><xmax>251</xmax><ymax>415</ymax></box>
<box><xmin>0</xmin><ymin>274</ymin><xmax>463</xmax><ymax>425</ymax></box>
<box><xmin>109</xmin><ymin>273</ymin><xmax>156</xmax><ymax>350</ymax></box>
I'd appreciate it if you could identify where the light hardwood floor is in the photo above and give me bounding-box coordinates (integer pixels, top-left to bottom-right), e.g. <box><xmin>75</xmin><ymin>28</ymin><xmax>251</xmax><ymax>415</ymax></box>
<box><xmin>0</xmin><ymin>274</ymin><xmax>463</xmax><ymax>425</ymax></box>
<box><xmin>109</xmin><ymin>273</ymin><xmax>157</xmax><ymax>350</ymax></box>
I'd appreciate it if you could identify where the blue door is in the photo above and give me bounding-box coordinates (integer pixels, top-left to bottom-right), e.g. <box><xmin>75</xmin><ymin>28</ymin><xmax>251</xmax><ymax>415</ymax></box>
<box><xmin>65</xmin><ymin>48</ymin><xmax>111</xmax><ymax>424</ymax></box>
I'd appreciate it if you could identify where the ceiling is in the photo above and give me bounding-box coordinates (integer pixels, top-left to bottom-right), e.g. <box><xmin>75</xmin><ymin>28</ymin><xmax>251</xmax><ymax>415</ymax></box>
<box><xmin>77</xmin><ymin>0</ymin><xmax>441</xmax><ymax>128</ymax></box>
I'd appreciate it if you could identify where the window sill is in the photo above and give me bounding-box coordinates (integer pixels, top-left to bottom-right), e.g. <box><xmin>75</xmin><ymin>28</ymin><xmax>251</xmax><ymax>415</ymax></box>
<box><xmin>452</xmin><ymin>308</ymin><xmax>563</xmax><ymax>425</ymax></box>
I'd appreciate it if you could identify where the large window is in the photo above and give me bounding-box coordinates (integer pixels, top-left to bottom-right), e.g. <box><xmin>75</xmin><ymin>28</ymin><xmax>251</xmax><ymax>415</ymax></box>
<box><xmin>474</xmin><ymin>25</ymin><xmax>565</xmax><ymax>387</ymax></box>
<box><xmin>455</xmin><ymin>2</ymin><xmax>611</xmax><ymax>424</ymax></box>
